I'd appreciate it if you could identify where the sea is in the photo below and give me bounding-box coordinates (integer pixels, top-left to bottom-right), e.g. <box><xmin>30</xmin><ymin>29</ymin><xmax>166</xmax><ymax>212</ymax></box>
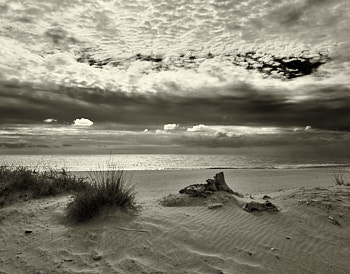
<box><xmin>0</xmin><ymin>154</ymin><xmax>349</xmax><ymax>171</ymax></box>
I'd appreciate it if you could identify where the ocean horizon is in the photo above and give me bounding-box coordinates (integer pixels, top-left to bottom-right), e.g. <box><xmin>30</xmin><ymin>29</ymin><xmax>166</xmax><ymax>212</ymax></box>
<box><xmin>1</xmin><ymin>154</ymin><xmax>349</xmax><ymax>172</ymax></box>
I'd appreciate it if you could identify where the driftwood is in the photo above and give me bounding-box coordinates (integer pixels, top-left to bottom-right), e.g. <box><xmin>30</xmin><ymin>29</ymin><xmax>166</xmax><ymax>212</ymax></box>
<box><xmin>212</xmin><ymin>172</ymin><xmax>232</xmax><ymax>193</ymax></box>
<box><xmin>175</xmin><ymin>172</ymin><xmax>279</xmax><ymax>213</ymax></box>
<box><xmin>179</xmin><ymin>172</ymin><xmax>243</xmax><ymax>197</ymax></box>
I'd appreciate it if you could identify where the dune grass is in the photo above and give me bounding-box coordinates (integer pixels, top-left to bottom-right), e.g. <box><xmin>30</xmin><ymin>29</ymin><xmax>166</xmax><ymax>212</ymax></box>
<box><xmin>0</xmin><ymin>165</ymin><xmax>88</xmax><ymax>202</ymax></box>
<box><xmin>0</xmin><ymin>164</ymin><xmax>136</xmax><ymax>222</ymax></box>
<box><xmin>65</xmin><ymin>169</ymin><xmax>136</xmax><ymax>223</ymax></box>
<box><xmin>331</xmin><ymin>166</ymin><xmax>349</xmax><ymax>186</ymax></box>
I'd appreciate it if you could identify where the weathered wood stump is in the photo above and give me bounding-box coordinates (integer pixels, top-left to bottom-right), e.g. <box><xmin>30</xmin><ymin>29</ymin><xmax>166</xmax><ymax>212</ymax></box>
<box><xmin>179</xmin><ymin>172</ymin><xmax>242</xmax><ymax>197</ymax></box>
<box><xmin>213</xmin><ymin>172</ymin><xmax>233</xmax><ymax>193</ymax></box>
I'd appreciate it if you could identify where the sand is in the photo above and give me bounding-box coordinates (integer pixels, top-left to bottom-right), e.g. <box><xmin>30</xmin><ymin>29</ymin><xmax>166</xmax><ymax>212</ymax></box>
<box><xmin>1</xmin><ymin>168</ymin><xmax>350</xmax><ymax>274</ymax></box>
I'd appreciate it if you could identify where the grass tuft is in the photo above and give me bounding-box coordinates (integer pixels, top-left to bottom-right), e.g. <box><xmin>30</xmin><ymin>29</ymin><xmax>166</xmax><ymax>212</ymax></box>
<box><xmin>331</xmin><ymin>166</ymin><xmax>350</xmax><ymax>186</ymax></box>
<box><xmin>0</xmin><ymin>165</ymin><xmax>88</xmax><ymax>202</ymax></box>
<box><xmin>65</xmin><ymin>169</ymin><xmax>136</xmax><ymax>223</ymax></box>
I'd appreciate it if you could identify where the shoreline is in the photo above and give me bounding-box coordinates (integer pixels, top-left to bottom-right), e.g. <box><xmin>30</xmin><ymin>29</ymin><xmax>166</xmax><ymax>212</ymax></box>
<box><xmin>1</xmin><ymin>154</ymin><xmax>349</xmax><ymax>173</ymax></box>
<box><xmin>63</xmin><ymin>164</ymin><xmax>350</xmax><ymax>172</ymax></box>
<box><xmin>73</xmin><ymin>168</ymin><xmax>341</xmax><ymax>199</ymax></box>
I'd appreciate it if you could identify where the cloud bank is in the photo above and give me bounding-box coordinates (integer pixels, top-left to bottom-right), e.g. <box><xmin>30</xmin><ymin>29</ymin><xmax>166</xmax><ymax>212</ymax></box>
<box><xmin>73</xmin><ymin>118</ymin><xmax>93</xmax><ymax>127</ymax></box>
<box><xmin>0</xmin><ymin>123</ymin><xmax>349</xmax><ymax>155</ymax></box>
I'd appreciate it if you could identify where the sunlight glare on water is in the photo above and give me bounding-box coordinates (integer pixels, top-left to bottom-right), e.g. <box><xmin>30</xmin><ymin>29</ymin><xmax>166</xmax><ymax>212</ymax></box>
<box><xmin>0</xmin><ymin>154</ymin><xmax>349</xmax><ymax>171</ymax></box>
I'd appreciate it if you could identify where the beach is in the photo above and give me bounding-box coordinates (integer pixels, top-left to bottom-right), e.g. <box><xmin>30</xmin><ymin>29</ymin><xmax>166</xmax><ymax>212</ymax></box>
<box><xmin>1</xmin><ymin>0</ymin><xmax>350</xmax><ymax>273</ymax></box>
<box><xmin>1</xmin><ymin>168</ymin><xmax>350</xmax><ymax>273</ymax></box>
<box><xmin>127</xmin><ymin>168</ymin><xmax>339</xmax><ymax>199</ymax></box>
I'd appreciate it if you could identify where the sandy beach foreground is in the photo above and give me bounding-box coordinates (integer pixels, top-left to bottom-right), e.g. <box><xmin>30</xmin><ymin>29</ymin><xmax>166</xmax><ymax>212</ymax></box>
<box><xmin>1</xmin><ymin>169</ymin><xmax>350</xmax><ymax>274</ymax></box>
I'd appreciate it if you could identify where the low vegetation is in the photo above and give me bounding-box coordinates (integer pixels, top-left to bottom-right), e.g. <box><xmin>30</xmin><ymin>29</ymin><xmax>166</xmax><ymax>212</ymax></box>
<box><xmin>65</xmin><ymin>169</ymin><xmax>136</xmax><ymax>223</ymax></box>
<box><xmin>331</xmin><ymin>166</ymin><xmax>350</xmax><ymax>186</ymax></box>
<box><xmin>0</xmin><ymin>165</ymin><xmax>88</xmax><ymax>203</ymax></box>
<box><xmin>0</xmin><ymin>164</ymin><xmax>136</xmax><ymax>223</ymax></box>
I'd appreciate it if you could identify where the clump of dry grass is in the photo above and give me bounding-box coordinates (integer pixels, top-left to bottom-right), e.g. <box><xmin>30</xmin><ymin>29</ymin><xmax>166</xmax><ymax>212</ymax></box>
<box><xmin>65</xmin><ymin>168</ymin><xmax>136</xmax><ymax>223</ymax></box>
<box><xmin>0</xmin><ymin>165</ymin><xmax>88</xmax><ymax>203</ymax></box>
<box><xmin>331</xmin><ymin>167</ymin><xmax>350</xmax><ymax>186</ymax></box>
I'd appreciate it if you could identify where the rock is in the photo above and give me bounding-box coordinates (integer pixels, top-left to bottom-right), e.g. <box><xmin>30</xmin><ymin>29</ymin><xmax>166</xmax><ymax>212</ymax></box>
<box><xmin>208</xmin><ymin>203</ymin><xmax>223</xmax><ymax>209</ymax></box>
<box><xmin>232</xmin><ymin>191</ymin><xmax>244</xmax><ymax>198</ymax></box>
<box><xmin>93</xmin><ymin>254</ymin><xmax>102</xmax><ymax>261</ymax></box>
<box><xmin>24</xmin><ymin>230</ymin><xmax>32</xmax><ymax>234</ymax></box>
<box><xmin>243</xmin><ymin>200</ymin><xmax>279</xmax><ymax>213</ymax></box>
<box><xmin>328</xmin><ymin>216</ymin><xmax>341</xmax><ymax>226</ymax></box>
<box><xmin>263</xmin><ymin>195</ymin><xmax>271</xmax><ymax>200</ymax></box>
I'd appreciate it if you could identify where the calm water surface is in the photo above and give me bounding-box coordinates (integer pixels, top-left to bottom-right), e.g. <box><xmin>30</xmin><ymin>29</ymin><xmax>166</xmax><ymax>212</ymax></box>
<box><xmin>0</xmin><ymin>154</ymin><xmax>349</xmax><ymax>171</ymax></box>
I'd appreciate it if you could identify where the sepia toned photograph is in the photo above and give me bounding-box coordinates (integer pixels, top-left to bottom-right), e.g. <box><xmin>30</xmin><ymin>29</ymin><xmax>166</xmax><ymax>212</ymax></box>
<box><xmin>0</xmin><ymin>0</ymin><xmax>350</xmax><ymax>273</ymax></box>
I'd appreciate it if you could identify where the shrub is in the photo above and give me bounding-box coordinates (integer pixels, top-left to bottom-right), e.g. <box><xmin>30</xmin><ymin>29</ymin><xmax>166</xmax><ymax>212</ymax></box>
<box><xmin>65</xmin><ymin>169</ymin><xmax>136</xmax><ymax>223</ymax></box>
<box><xmin>0</xmin><ymin>165</ymin><xmax>88</xmax><ymax>201</ymax></box>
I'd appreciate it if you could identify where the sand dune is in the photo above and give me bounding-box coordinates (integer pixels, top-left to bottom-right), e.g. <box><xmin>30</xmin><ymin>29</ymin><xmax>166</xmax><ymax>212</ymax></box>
<box><xmin>1</xmin><ymin>170</ymin><xmax>350</xmax><ymax>273</ymax></box>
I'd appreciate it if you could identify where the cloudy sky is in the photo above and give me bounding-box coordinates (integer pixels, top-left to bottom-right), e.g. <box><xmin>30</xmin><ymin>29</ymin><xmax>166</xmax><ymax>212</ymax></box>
<box><xmin>0</xmin><ymin>0</ymin><xmax>349</xmax><ymax>154</ymax></box>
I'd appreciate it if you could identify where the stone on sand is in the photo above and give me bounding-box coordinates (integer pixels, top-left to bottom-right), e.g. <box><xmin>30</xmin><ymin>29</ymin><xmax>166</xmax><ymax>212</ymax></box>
<box><xmin>207</xmin><ymin>203</ymin><xmax>224</xmax><ymax>209</ymax></box>
<box><xmin>243</xmin><ymin>200</ymin><xmax>279</xmax><ymax>213</ymax></box>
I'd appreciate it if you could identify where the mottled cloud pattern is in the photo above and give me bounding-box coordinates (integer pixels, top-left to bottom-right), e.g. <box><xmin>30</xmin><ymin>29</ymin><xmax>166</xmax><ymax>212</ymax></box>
<box><xmin>0</xmin><ymin>0</ymin><xmax>349</xmax><ymax>153</ymax></box>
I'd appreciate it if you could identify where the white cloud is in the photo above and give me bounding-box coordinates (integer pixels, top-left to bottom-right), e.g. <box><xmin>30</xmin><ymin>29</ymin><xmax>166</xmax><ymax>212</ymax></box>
<box><xmin>155</xmin><ymin>129</ymin><xmax>166</xmax><ymax>135</ymax></box>
<box><xmin>73</xmin><ymin>118</ymin><xmax>94</xmax><ymax>127</ymax></box>
<box><xmin>187</xmin><ymin>124</ymin><xmax>208</xmax><ymax>132</ymax></box>
<box><xmin>163</xmin><ymin>124</ymin><xmax>179</xmax><ymax>130</ymax></box>
<box><xmin>43</xmin><ymin>118</ymin><xmax>57</xmax><ymax>123</ymax></box>
<box><xmin>214</xmin><ymin>130</ymin><xmax>231</xmax><ymax>138</ymax></box>
<box><xmin>187</xmin><ymin>125</ymin><xmax>281</xmax><ymax>136</ymax></box>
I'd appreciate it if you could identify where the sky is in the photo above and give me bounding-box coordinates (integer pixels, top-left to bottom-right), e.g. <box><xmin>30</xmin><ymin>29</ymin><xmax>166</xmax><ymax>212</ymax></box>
<box><xmin>0</xmin><ymin>0</ymin><xmax>349</xmax><ymax>154</ymax></box>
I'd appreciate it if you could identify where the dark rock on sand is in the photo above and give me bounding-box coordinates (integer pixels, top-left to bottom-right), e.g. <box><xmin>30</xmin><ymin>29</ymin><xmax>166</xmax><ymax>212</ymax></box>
<box><xmin>93</xmin><ymin>254</ymin><xmax>102</xmax><ymax>261</ymax></box>
<box><xmin>243</xmin><ymin>200</ymin><xmax>279</xmax><ymax>213</ymax></box>
<box><xmin>208</xmin><ymin>203</ymin><xmax>224</xmax><ymax>209</ymax></box>
<box><xmin>328</xmin><ymin>216</ymin><xmax>341</xmax><ymax>226</ymax></box>
<box><xmin>263</xmin><ymin>195</ymin><xmax>271</xmax><ymax>200</ymax></box>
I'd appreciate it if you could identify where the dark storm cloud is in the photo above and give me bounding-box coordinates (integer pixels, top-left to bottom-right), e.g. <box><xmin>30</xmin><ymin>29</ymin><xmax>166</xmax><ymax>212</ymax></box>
<box><xmin>1</xmin><ymin>81</ymin><xmax>350</xmax><ymax>131</ymax></box>
<box><xmin>45</xmin><ymin>27</ymin><xmax>78</xmax><ymax>45</ymax></box>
